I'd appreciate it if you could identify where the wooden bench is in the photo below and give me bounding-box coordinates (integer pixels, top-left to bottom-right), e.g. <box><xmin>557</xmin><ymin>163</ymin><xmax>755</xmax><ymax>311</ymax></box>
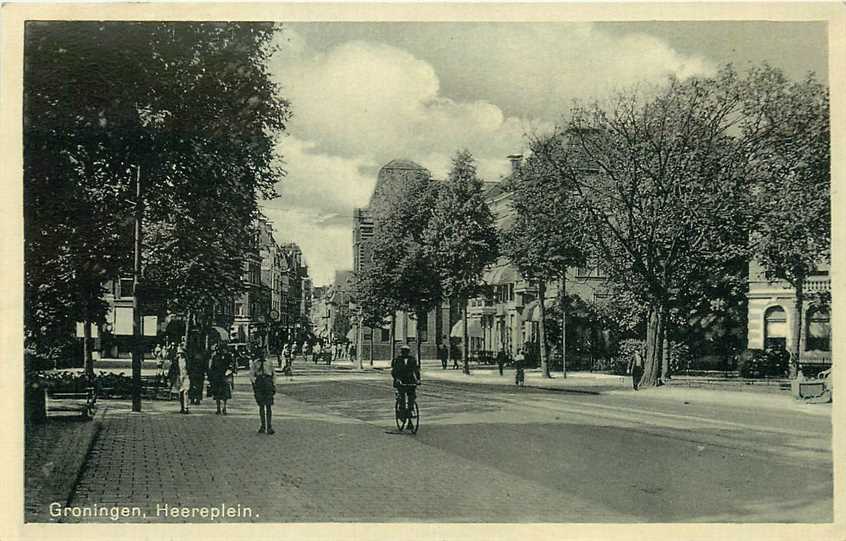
<box><xmin>47</xmin><ymin>386</ymin><xmax>96</xmax><ymax>419</ymax></box>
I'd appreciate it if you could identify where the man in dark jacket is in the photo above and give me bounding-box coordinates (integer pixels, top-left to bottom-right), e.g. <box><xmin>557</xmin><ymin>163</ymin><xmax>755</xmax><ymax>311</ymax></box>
<box><xmin>391</xmin><ymin>345</ymin><xmax>421</xmax><ymax>430</ymax></box>
<box><xmin>438</xmin><ymin>342</ymin><xmax>448</xmax><ymax>370</ymax></box>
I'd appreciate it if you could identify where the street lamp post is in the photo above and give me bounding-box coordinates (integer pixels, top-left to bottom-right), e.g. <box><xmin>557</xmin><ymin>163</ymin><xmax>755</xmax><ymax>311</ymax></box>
<box><xmin>131</xmin><ymin>164</ymin><xmax>143</xmax><ymax>413</ymax></box>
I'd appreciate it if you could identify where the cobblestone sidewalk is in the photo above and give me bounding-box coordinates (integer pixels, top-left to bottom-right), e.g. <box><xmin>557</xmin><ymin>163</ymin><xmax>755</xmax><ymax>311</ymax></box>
<box><xmin>59</xmin><ymin>382</ymin><xmax>635</xmax><ymax>523</ymax></box>
<box><xmin>25</xmin><ymin>415</ymin><xmax>101</xmax><ymax>522</ymax></box>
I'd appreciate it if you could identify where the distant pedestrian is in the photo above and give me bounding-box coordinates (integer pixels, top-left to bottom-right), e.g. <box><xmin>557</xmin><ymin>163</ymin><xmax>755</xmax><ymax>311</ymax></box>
<box><xmin>209</xmin><ymin>343</ymin><xmax>232</xmax><ymax>415</ymax></box>
<box><xmin>496</xmin><ymin>349</ymin><xmax>506</xmax><ymax>376</ymax></box>
<box><xmin>438</xmin><ymin>343</ymin><xmax>448</xmax><ymax>370</ymax></box>
<box><xmin>166</xmin><ymin>344</ymin><xmax>180</xmax><ymax>400</ymax></box>
<box><xmin>514</xmin><ymin>347</ymin><xmax>525</xmax><ymax>386</ymax></box>
<box><xmin>188</xmin><ymin>347</ymin><xmax>207</xmax><ymax>406</ymax></box>
<box><xmin>348</xmin><ymin>342</ymin><xmax>356</xmax><ymax>361</ymax></box>
<box><xmin>629</xmin><ymin>348</ymin><xmax>644</xmax><ymax>391</ymax></box>
<box><xmin>452</xmin><ymin>344</ymin><xmax>460</xmax><ymax>370</ymax></box>
<box><xmin>249</xmin><ymin>344</ymin><xmax>276</xmax><ymax>434</ymax></box>
<box><xmin>282</xmin><ymin>343</ymin><xmax>293</xmax><ymax>376</ymax></box>
<box><xmin>313</xmin><ymin>342</ymin><xmax>321</xmax><ymax>364</ymax></box>
<box><xmin>176</xmin><ymin>347</ymin><xmax>191</xmax><ymax>413</ymax></box>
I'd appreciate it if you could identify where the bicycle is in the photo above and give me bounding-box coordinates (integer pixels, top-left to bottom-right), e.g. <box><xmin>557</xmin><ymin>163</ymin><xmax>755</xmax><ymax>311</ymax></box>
<box><xmin>394</xmin><ymin>381</ymin><xmax>420</xmax><ymax>434</ymax></box>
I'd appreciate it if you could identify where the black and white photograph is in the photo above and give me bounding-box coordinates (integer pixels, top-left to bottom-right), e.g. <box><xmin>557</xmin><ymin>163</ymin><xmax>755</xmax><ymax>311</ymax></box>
<box><xmin>4</xmin><ymin>2</ymin><xmax>842</xmax><ymax>535</ymax></box>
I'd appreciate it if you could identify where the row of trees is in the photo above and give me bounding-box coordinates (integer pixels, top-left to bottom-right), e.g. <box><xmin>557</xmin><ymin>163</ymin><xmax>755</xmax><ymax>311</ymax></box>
<box><xmin>355</xmin><ymin>64</ymin><xmax>828</xmax><ymax>388</ymax></box>
<box><xmin>25</xmin><ymin>22</ymin><xmax>290</xmax><ymax>369</ymax></box>
<box><xmin>504</xmin><ymin>64</ymin><xmax>829</xmax><ymax>387</ymax></box>
<box><xmin>354</xmin><ymin>151</ymin><xmax>499</xmax><ymax>374</ymax></box>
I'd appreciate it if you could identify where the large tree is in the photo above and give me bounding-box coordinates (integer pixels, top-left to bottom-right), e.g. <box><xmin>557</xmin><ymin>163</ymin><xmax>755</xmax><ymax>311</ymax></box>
<box><xmin>24</xmin><ymin>22</ymin><xmax>290</xmax><ymax>365</ymax></box>
<box><xmin>368</xmin><ymin>168</ymin><xmax>442</xmax><ymax>362</ymax></box>
<box><xmin>741</xmin><ymin>66</ymin><xmax>830</xmax><ymax>377</ymax></box>
<box><xmin>501</xmin><ymin>146</ymin><xmax>588</xmax><ymax>378</ymax></box>
<box><xmin>425</xmin><ymin>151</ymin><xmax>499</xmax><ymax>374</ymax></box>
<box><xmin>534</xmin><ymin>66</ymin><xmax>753</xmax><ymax>388</ymax></box>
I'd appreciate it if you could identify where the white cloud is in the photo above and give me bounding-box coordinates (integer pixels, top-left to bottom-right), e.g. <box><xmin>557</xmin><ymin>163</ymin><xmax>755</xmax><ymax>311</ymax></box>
<box><xmin>266</xmin><ymin>24</ymin><xmax>716</xmax><ymax>285</ymax></box>
<box><xmin>261</xmin><ymin>206</ymin><xmax>353</xmax><ymax>286</ymax></box>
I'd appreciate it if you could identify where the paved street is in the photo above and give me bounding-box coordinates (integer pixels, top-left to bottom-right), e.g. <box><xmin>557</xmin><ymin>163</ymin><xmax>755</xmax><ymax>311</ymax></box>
<box><xmin>62</xmin><ymin>357</ymin><xmax>832</xmax><ymax>523</ymax></box>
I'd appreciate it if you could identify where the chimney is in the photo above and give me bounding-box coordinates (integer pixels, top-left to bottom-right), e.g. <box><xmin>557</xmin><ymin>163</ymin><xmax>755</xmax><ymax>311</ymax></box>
<box><xmin>507</xmin><ymin>154</ymin><xmax>523</xmax><ymax>173</ymax></box>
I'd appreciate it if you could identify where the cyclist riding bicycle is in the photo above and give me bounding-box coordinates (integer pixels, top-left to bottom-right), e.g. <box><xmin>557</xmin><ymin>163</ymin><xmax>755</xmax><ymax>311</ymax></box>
<box><xmin>391</xmin><ymin>344</ymin><xmax>421</xmax><ymax>430</ymax></box>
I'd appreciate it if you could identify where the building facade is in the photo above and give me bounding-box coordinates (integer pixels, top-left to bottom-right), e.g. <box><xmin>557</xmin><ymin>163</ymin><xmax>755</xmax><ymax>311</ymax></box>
<box><xmin>746</xmin><ymin>260</ymin><xmax>831</xmax><ymax>368</ymax></box>
<box><xmin>353</xmin><ymin>159</ymin><xmax>451</xmax><ymax>360</ymax></box>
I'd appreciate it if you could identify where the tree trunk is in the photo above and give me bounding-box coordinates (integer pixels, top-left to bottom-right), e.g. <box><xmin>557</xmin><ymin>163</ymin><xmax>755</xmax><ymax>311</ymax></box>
<box><xmin>369</xmin><ymin>325</ymin><xmax>374</xmax><ymax>366</ymax></box>
<box><xmin>184</xmin><ymin>309</ymin><xmax>191</xmax><ymax>346</ymax></box>
<box><xmin>538</xmin><ymin>281</ymin><xmax>550</xmax><ymax>378</ymax></box>
<box><xmin>446</xmin><ymin>298</ymin><xmax>452</xmax><ymax>366</ymax></box>
<box><xmin>639</xmin><ymin>305</ymin><xmax>666</xmax><ymax>388</ymax></box>
<box><xmin>390</xmin><ymin>313</ymin><xmax>396</xmax><ymax>361</ymax></box>
<box><xmin>83</xmin><ymin>319</ymin><xmax>94</xmax><ymax>379</ymax></box>
<box><xmin>560</xmin><ymin>275</ymin><xmax>567</xmax><ymax>379</ymax></box>
<box><xmin>661</xmin><ymin>305</ymin><xmax>670</xmax><ymax>382</ymax></box>
<box><xmin>790</xmin><ymin>279</ymin><xmax>804</xmax><ymax>379</ymax></box>
<box><xmin>463</xmin><ymin>297</ymin><xmax>470</xmax><ymax>375</ymax></box>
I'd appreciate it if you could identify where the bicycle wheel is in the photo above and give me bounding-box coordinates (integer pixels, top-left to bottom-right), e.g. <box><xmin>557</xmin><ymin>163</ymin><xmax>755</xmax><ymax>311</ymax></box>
<box><xmin>394</xmin><ymin>397</ymin><xmax>406</xmax><ymax>431</ymax></box>
<box><xmin>409</xmin><ymin>401</ymin><xmax>419</xmax><ymax>434</ymax></box>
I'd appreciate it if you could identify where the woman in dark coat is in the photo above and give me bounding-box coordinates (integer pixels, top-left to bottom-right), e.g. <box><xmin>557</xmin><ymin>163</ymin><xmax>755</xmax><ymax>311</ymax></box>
<box><xmin>187</xmin><ymin>346</ymin><xmax>207</xmax><ymax>406</ymax></box>
<box><xmin>209</xmin><ymin>343</ymin><xmax>233</xmax><ymax>414</ymax></box>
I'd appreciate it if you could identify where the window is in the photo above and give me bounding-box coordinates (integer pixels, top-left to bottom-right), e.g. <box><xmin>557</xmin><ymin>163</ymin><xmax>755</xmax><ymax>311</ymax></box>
<box><xmin>419</xmin><ymin>316</ymin><xmax>428</xmax><ymax>343</ymax></box>
<box><xmin>381</xmin><ymin>327</ymin><xmax>390</xmax><ymax>342</ymax></box>
<box><xmin>806</xmin><ymin>307</ymin><xmax>831</xmax><ymax>352</ymax></box>
<box><xmin>764</xmin><ymin>306</ymin><xmax>787</xmax><ymax>350</ymax></box>
<box><xmin>235</xmin><ymin>303</ymin><xmax>244</xmax><ymax>316</ymax></box>
<box><xmin>119</xmin><ymin>278</ymin><xmax>134</xmax><ymax>298</ymax></box>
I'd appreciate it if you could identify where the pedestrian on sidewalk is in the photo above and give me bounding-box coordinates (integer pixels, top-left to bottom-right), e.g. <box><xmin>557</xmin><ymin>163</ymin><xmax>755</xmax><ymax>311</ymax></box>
<box><xmin>249</xmin><ymin>344</ymin><xmax>276</xmax><ymax>435</ymax></box>
<box><xmin>629</xmin><ymin>348</ymin><xmax>644</xmax><ymax>391</ymax></box>
<box><xmin>313</xmin><ymin>342</ymin><xmax>321</xmax><ymax>364</ymax></box>
<box><xmin>438</xmin><ymin>342</ymin><xmax>448</xmax><ymax>370</ymax></box>
<box><xmin>496</xmin><ymin>349</ymin><xmax>506</xmax><ymax>376</ymax></box>
<box><xmin>348</xmin><ymin>342</ymin><xmax>356</xmax><ymax>362</ymax></box>
<box><xmin>209</xmin><ymin>343</ymin><xmax>232</xmax><ymax>415</ymax></box>
<box><xmin>176</xmin><ymin>347</ymin><xmax>191</xmax><ymax>413</ymax></box>
<box><xmin>452</xmin><ymin>344</ymin><xmax>460</xmax><ymax>370</ymax></box>
<box><xmin>188</xmin><ymin>345</ymin><xmax>207</xmax><ymax>406</ymax></box>
<box><xmin>166</xmin><ymin>342</ymin><xmax>180</xmax><ymax>400</ymax></box>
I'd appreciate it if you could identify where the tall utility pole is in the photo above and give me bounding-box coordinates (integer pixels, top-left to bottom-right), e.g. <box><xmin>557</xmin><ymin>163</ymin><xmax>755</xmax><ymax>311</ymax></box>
<box><xmin>131</xmin><ymin>165</ymin><xmax>143</xmax><ymax>412</ymax></box>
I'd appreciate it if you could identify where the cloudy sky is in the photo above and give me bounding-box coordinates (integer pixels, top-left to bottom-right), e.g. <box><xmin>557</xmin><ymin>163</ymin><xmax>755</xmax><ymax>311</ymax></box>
<box><xmin>260</xmin><ymin>21</ymin><xmax>827</xmax><ymax>286</ymax></box>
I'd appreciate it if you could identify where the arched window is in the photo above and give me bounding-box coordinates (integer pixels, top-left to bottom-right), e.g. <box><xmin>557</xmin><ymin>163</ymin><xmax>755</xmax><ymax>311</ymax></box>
<box><xmin>806</xmin><ymin>306</ymin><xmax>831</xmax><ymax>352</ymax></box>
<box><xmin>764</xmin><ymin>306</ymin><xmax>787</xmax><ymax>350</ymax></box>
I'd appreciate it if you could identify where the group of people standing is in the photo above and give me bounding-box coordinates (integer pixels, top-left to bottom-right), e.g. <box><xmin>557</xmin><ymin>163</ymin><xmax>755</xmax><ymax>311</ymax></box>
<box><xmin>156</xmin><ymin>340</ymin><xmax>237</xmax><ymax>415</ymax></box>
<box><xmin>156</xmin><ymin>339</ymin><xmax>278</xmax><ymax>434</ymax></box>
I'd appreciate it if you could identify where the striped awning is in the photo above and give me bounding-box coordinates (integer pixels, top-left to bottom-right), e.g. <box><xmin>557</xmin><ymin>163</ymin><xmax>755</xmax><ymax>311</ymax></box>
<box><xmin>450</xmin><ymin>318</ymin><xmax>483</xmax><ymax>338</ymax></box>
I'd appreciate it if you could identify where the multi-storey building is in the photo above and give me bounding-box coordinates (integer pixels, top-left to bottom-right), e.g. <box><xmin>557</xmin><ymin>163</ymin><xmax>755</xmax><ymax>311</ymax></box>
<box><xmin>353</xmin><ymin>159</ymin><xmax>452</xmax><ymax>360</ymax></box>
<box><xmin>746</xmin><ymin>260</ymin><xmax>831</xmax><ymax>369</ymax></box>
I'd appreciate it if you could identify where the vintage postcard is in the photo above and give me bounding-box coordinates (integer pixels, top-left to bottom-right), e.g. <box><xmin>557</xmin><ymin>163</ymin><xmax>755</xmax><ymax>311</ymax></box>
<box><xmin>1</xmin><ymin>2</ymin><xmax>843</xmax><ymax>540</ymax></box>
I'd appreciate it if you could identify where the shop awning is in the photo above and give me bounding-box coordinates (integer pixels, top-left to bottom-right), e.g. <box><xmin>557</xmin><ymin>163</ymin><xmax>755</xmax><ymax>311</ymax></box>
<box><xmin>210</xmin><ymin>326</ymin><xmax>229</xmax><ymax>342</ymax></box>
<box><xmin>483</xmin><ymin>265</ymin><xmax>521</xmax><ymax>285</ymax></box>
<box><xmin>450</xmin><ymin>318</ymin><xmax>483</xmax><ymax>338</ymax></box>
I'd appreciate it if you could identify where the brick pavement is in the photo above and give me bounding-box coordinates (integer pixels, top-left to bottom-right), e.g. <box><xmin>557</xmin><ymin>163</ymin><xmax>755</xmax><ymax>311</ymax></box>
<box><xmin>25</xmin><ymin>415</ymin><xmax>101</xmax><ymax>522</ymax></box>
<box><xmin>61</xmin><ymin>366</ymin><xmax>636</xmax><ymax>523</ymax></box>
